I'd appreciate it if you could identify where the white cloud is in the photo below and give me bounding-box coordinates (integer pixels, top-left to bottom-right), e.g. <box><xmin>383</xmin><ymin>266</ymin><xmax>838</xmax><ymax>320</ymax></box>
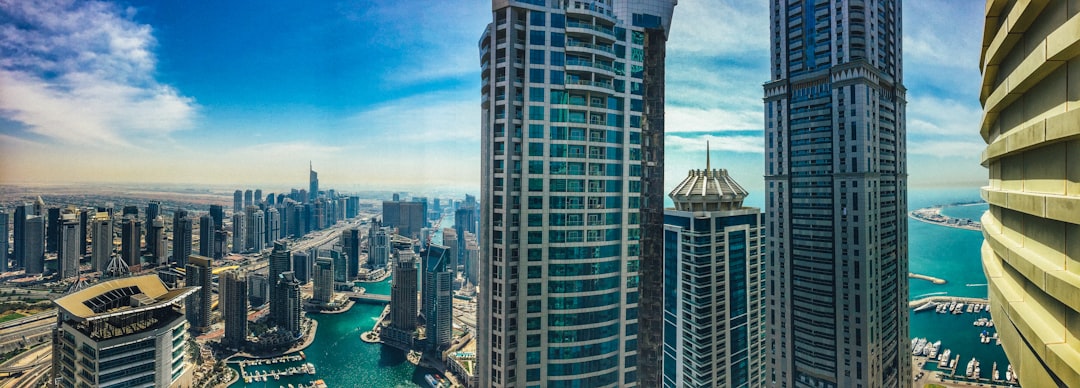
<box><xmin>0</xmin><ymin>0</ymin><xmax>196</xmax><ymax>146</ymax></box>
<box><xmin>348</xmin><ymin>91</ymin><xmax>479</xmax><ymax>143</ymax></box>
<box><xmin>667</xmin><ymin>0</ymin><xmax>768</xmax><ymax>58</ymax></box>
<box><xmin>906</xmin><ymin>95</ymin><xmax>983</xmax><ymax>138</ymax></box>
<box><xmin>667</xmin><ymin>133</ymin><xmax>763</xmax><ymax>154</ymax></box>
<box><xmin>667</xmin><ymin>106</ymin><xmax>761</xmax><ymax>133</ymax></box>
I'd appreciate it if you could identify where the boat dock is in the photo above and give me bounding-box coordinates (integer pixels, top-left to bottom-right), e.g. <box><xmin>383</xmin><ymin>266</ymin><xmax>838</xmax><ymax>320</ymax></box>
<box><xmin>239</xmin><ymin>361</ymin><xmax>316</xmax><ymax>383</ymax></box>
<box><xmin>909</xmin><ymin>272</ymin><xmax>946</xmax><ymax>284</ymax></box>
<box><xmin>908</xmin><ymin>295</ymin><xmax>989</xmax><ymax>309</ymax></box>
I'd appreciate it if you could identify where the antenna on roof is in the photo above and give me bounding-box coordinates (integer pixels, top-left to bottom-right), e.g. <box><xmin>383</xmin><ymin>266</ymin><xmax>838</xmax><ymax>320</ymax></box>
<box><xmin>706</xmin><ymin>140</ymin><xmax>711</xmax><ymax>171</ymax></box>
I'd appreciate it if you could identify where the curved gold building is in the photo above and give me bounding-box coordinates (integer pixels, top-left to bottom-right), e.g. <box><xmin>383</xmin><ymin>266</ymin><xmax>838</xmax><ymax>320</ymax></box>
<box><xmin>979</xmin><ymin>1</ymin><xmax>1080</xmax><ymax>386</ymax></box>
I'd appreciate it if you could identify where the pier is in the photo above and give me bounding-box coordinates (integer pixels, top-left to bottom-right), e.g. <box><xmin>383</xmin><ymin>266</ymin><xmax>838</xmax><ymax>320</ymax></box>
<box><xmin>909</xmin><ymin>295</ymin><xmax>989</xmax><ymax>308</ymax></box>
<box><xmin>909</xmin><ymin>272</ymin><xmax>946</xmax><ymax>284</ymax></box>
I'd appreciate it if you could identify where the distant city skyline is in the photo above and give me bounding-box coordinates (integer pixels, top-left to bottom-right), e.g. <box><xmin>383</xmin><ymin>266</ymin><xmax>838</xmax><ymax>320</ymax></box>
<box><xmin>1</xmin><ymin>1</ymin><xmax>984</xmax><ymax>191</ymax></box>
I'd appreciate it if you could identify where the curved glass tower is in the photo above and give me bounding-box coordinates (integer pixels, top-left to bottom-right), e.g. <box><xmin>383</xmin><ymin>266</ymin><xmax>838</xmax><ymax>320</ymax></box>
<box><xmin>478</xmin><ymin>1</ymin><xmax>674</xmax><ymax>386</ymax></box>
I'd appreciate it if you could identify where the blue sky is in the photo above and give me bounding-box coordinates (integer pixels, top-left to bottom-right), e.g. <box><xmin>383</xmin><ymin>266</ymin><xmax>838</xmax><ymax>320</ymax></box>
<box><xmin>0</xmin><ymin>0</ymin><xmax>987</xmax><ymax>194</ymax></box>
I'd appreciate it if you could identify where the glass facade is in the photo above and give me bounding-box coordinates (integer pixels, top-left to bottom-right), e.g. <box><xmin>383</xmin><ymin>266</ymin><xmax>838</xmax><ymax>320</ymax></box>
<box><xmin>479</xmin><ymin>1</ymin><xmax>674</xmax><ymax>387</ymax></box>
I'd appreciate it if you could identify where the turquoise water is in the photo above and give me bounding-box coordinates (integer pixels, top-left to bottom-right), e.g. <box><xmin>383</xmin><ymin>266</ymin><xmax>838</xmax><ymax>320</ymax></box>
<box><xmin>230</xmin><ymin>187</ymin><xmax>1008</xmax><ymax>386</ymax></box>
<box><xmin>230</xmin><ymin>276</ymin><xmax>437</xmax><ymax>387</ymax></box>
<box><xmin>907</xmin><ymin>188</ymin><xmax>1010</xmax><ymax>381</ymax></box>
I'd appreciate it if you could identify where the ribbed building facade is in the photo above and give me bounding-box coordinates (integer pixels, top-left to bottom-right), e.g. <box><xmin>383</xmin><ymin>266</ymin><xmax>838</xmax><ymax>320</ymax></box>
<box><xmin>763</xmin><ymin>0</ymin><xmax>909</xmax><ymax>386</ymax></box>
<box><xmin>478</xmin><ymin>1</ymin><xmax>675</xmax><ymax>386</ymax></box>
<box><xmin>663</xmin><ymin>163</ymin><xmax>765</xmax><ymax>388</ymax></box>
<box><xmin>978</xmin><ymin>1</ymin><xmax>1080</xmax><ymax>386</ymax></box>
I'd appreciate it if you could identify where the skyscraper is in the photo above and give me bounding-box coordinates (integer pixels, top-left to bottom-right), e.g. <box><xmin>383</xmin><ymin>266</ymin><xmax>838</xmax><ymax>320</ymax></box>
<box><xmin>199</xmin><ymin>214</ymin><xmax>216</xmax><ymax>259</ymax></box>
<box><xmin>764</xmin><ymin>0</ymin><xmax>908</xmax><ymax>386</ymax></box>
<box><xmin>146</xmin><ymin>200</ymin><xmax>161</xmax><ymax>238</ymax></box>
<box><xmin>254</xmin><ymin>189</ymin><xmax>263</xmax><ymax>205</ymax></box>
<box><xmin>210</xmin><ymin>204</ymin><xmax>225</xmax><ymax>231</ymax></box>
<box><xmin>244</xmin><ymin>189</ymin><xmax>254</xmax><ymax>208</ymax></box>
<box><xmin>221</xmin><ymin>269</ymin><xmax>249</xmax><ymax>349</ymax></box>
<box><xmin>312</xmin><ymin>256</ymin><xmax>334</xmax><ymax>305</ymax></box>
<box><xmin>423</xmin><ymin>244</ymin><xmax>452</xmax><ymax>351</ymax></box>
<box><xmin>342</xmin><ymin>228</ymin><xmax>361</xmax><ymax>280</ymax></box>
<box><xmin>90</xmin><ymin>211</ymin><xmax>113</xmax><ymax>273</ymax></box>
<box><xmin>22</xmin><ymin>215</ymin><xmax>44</xmax><ymax>274</ymax></box>
<box><xmin>147</xmin><ymin>215</ymin><xmax>165</xmax><ymax>263</ymax></box>
<box><xmin>268</xmin><ymin>242</ymin><xmax>293</xmax><ymax>328</ymax></box>
<box><xmin>978</xmin><ymin>3</ymin><xmax>1080</xmax><ymax>386</ymax></box>
<box><xmin>385</xmin><ymin>249</ymin><xmax>418</xmax><ymax>347</ymax></box>
<box><xmin>249</xmin><ymin>272</ymin><xmax>269</xmax><ymax>307</ymax></box>
<box><xmin>12</xmin><ymin>204</ymin><xmax>30</xmax><ymax>269</ymax></box>
<box><xmin>0</xmin><ymin>210</ymin><xmax>8</xmax><ymax>272</ymax></box>
<box><xmin>478</xmin><ymin>1</ymin><xmax>675</xmax><ymax>386</ymax></box>
<box><xmin>278</xmin><ymin>271</ymin><xmax>302</xmax><ymax>333</ymax></box>
<box><xmin>265</xmin><ymin>207</ymin><xmax>280</xmax><ymax>245</ymax></box>
<box><xmin>52</xmin><ymin>275</ymin><xmax>196</xmax><ymax>388</ymax></box>
<box><xmin>234</xmin><ymin>190</ymin><xmax>243</xmax><ymax>214</ymax></box>
<box><xmin>293</xmin><ymin>251</ymin><xmax>311</xmax><ymax>284</ymax></box>
<box><xmin>185</xmin><ymin>255</ymin><xmax>212</xmax><ymax>333</ymax></box>
<box><xmin>120</xmin><ymin>217</ymin><xmax>141</xmax><ymax>270</ymax></box>
<box><xmin>46</xmin><ymin>207</ymin><xmax>61</xmax><ymax>253</ymax></box>
<box><xmin>369</xmin><ymin>221</ymin><xmax>391</xmax><ymax>270</ymax></box>
<box><xmin>309</xmin><ymin>161</ymin><xmax>319</xmax><ymax>203</ymax></box>
<box><xmin>172</xmin><ymin>210</ymin><xmax>193</xmax><ymax>267</ymax></box>
<box><xmin>245</xmin><ymin>206</ymin><xmax>265</xmax><ymax>252</ymax></box>
<box><xmin>663</xmin><ymin>159</ymin><xmax>766</xmax><ymax>387</ymax></box>
<box><xmin>58</xmin><ymin>216</ymin><xmax>81</xmax><ymax>279</ymax></box>
<box><xmin>382</xmin><ymin>200</ymin><xmax>425</xmax><ymax>239</ymax></box>
<box><xmin>232</xmin><ymin>212</ymin><xmax>246</xmax><ymax>254</ymax></box>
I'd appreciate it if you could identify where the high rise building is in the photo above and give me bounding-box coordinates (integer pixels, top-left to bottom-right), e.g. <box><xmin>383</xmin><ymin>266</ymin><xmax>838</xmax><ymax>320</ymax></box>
<box><xmin>764</xmin><ymin>0</ymin><xmax>908</xmax><ymax>386</ymax></box>
<box><xmin>52</xmin><ymin>275</ymin><xmax>196</xmax><ymax>388</ymax></box>
<box><xmin>309</xmin><ymin>161</ymin><xmax>319</xmax><ymax>203</ymax></box>
<box><xmin>90</xmin><ymin>212</ymin><xmax>113</xmax><ymax>273</ymax></box>
<box><xmin>293</xmin><ymin>251</ymin><xmax>311</xmax><ymax>284</ymax></box>
<box><xmin>149</xmin><ymin>216</ymin><xmax>166</xmax><ymax>266</ymax></box>
<box><xmin>214</xmin><ymin>230</ymin><xmax>228</xmax><ymax>260</ymax></box>
<box><xmin>464</xmin><ymin>232</ymin><xmax>479</xmax><ymax>285</ymax></box>
<box><xmin>385</xmin><ymin>249</ymin><xmax>418</xmax><ymax>347</ymax></box>
<box><xmin>234</xmin><ymin>190</ymin><xmax>244</xmax><ymax>214</ymax></box>
<box><xmin>265</xmin><ymin>207</ymin><xmax>280</xmax><ymax>245</ymax></box>
<box><xmin>345</xmin><ymin>196</ymin><xmax>360</xmax><ymax>219</ymax></box>
<box><xmin>0</xmin><ymin>209</ymin><xmax>8</xmax><ymax>272</ymax></box>
<box><xmin>210</xmin><ymin>204</ymin><xmax>225</xmax><ymax>231</ymax></box>
<box><xmin>46</xmin><ymin>207</ymin><xmax>61</xmax><ymax>253</ymax></box>
<box><xmin>12</xmin><ymin>204</ymin><xmax>30</xmax><ymax>269</ymax></box>
<box><xmin>382</xmin><ymin>200</ymin><xmax>425</xmax><ymax>239</ymax></box>
<box><xmin>254</xmin><ymin>189</ymin><xmax>263</xmax><ymax>205</ymax></box>
<box><xmin>232</xmin><ymin>212</ymin><xmax>246</xmax><ymax>254</ymax></box>
<box><xmin>221</xmin><ymin>269</ymin><xmax>248</xmax><ymax>349</ymax></box>
<box><xmin>245</xmin><ymin>206</ymin><xmax>265</xmax><ymax>252</ymax></box>
<box><xmin>185</xmin><ymin>255</ymin><xmax>212</xmax><ymax>333</ymax></box>
<box><xmin>23</xmin><ymin>215</ymin><xmax>44</xmax><ymax>274</ymax></box>
<box><xmin>369</xmin><ymin>221</ymin><xmax>391</xmax><ymax>270</ymax></box>
<box><xmin>478</xmin><ymin>1</ymin><xmax>675</xmax><ymax>386</ymax></box>
<box><xmin>147</xmin><ymin>215</ymin><xmax>165</xmax><ymax>263</ymax></box>
<box><xmin>423</xmin><ymin>244</ymin><xmax>452</xmax><ymax>350</ymax></box>
<box><xmin>267</xmin><ymin>193</ymin><xmax>276</xmax><ymax>206</ymax></box>
<box><xmin>978</xmin><ymin>3</ymin><xmax>1080</xmax><ymax>386</ymax></box>
<box><xmin>269</xmin><ymin>242</ymin><xmax>293</xmax><ymax>328</ymax></box>
<box><xmin>663</xmin><ymin>160</ymin><xmax>766</xmax><ymax>387</ymax></box>
<box><xmin>277</xmin><ymin>271</ymin><xmax>302</xmax><ymax>334</ymax></box>
<box><xmin>312</xmin><ymin>256</ymin><xmax>334</xmax><ymax>305</ymax></box>
<box><xmin>78</xmin><ymin>209</ymin><xmax>89</xmax><ymax>260</ymax></box>
<box><xmin>58</xmin><ymin>216</ymin><xmax>81</xmax><ymax>279</ymax></box>
<box><xmin>146</xmin><ymin>200</ymin><xmax>160</xmax><ymax>238</ymax></box>
<box><xmin>249</xmin><ymin>272</ymin><xmax>269</xmax><ymax>307</ymax></box>
<box><xmin>120</xmin><ymin>217</ymin><xmax>141</xmax><ymax>270</ymax></box>
<box><xmin>199</xmin><ymin>214</ymin><xmax>217</xmax><ymax>259</ymax></box>
<box><xmin>172</xmin><ymin>210</ymin><xmax>193</xmax><ymax>267</ymax></box>
<box><xmin>342</xmin><ymin>228</ymin><xmax>361</xmax><ymax>280</ymax></box>
<box><xmin>244</xmin><ymin>189</ymin><xmax>254</xmax><ymax>209</ymax></box>
<box><xmin>122</xmin><ymin>205</ymin><xmax>138</xmax><ymax>219</ymax></box>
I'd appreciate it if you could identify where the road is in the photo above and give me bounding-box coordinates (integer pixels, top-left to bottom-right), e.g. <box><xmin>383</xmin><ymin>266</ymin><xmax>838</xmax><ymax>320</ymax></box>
<box><xmin>243</xmin><ymin>218</ymin><xmax>367</xmax><ymax>276</ymax></box>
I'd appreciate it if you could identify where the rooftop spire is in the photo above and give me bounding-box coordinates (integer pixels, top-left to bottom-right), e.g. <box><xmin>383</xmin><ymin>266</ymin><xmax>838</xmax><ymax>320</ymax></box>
<box><xmin>706</xmin><ymin>141</ymin><xmax>711</xmax><ymax>171</ymax></box>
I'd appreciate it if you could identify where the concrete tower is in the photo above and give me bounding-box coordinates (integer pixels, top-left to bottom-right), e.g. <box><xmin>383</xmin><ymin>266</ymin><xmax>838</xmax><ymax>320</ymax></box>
<box><xmin>385</xmin><ymin>249</ymin><xmax>418</xmax><ymax>347</ymax></box>
<box><xmin>58</xmin><ymin>216</ymin><xmax>81</xmax><ymax>279</ymax></box>
<box><xmin>478</xmin><ymin>1</ymin><xmax>676</xmax><ymax>386</ymax></box>
<box><xmin>221</xmin><ymin>269</ymin><xmax>249</xmax><ymax>350</ymax></box>
<box><xmin>185</xmin><ymin>255</ymin><xmax>212</xmax><ymax>333</ymax></box>
<box><xmin>199</xmin><ymin>214</ymin><xmax>217</xmax><ymax>259</ymax></box>
<box><xmin>172</xmin><ymin>210</ymin><xmax>193</xmax><ymax>267</ymax></box>
<box><xmin>423</xmin><ymin>244</ymin><xmax>453</xmax><ymax>351</ymax></box>
<box><xmin>234</xmin><ymin>190</ymin><xmax>243</xmax><ymax>214</ymax></box>
<box><xmin>90</xmin><ymin>212</ymin><xmax>113</xmax><ymax>273</ymax></box>
<box><xmin>309</xmin><ymin>161</ymin><xmax>319</xmax><ymax>203</ymax></box>
<box><xmin>312</xmin><ymin>256</ymin><xmax>334</xmax><ymax>305</ymax></box>
<box><xmin>763</xmin><ymin>0</ymin><xmax>909</xmax><ymax>386</ymax></box>
<box><xmin>978</xmin><ymin>1</ymin><xmax>1080</xmax><ymax>386</ymax></box>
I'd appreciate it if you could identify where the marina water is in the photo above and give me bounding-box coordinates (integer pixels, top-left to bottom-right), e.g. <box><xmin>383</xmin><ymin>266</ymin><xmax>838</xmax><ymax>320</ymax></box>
<box><xmin>230</xmin><ymin>187</ymin><xmax>1005</xmax><ymax>386</ymax></box>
